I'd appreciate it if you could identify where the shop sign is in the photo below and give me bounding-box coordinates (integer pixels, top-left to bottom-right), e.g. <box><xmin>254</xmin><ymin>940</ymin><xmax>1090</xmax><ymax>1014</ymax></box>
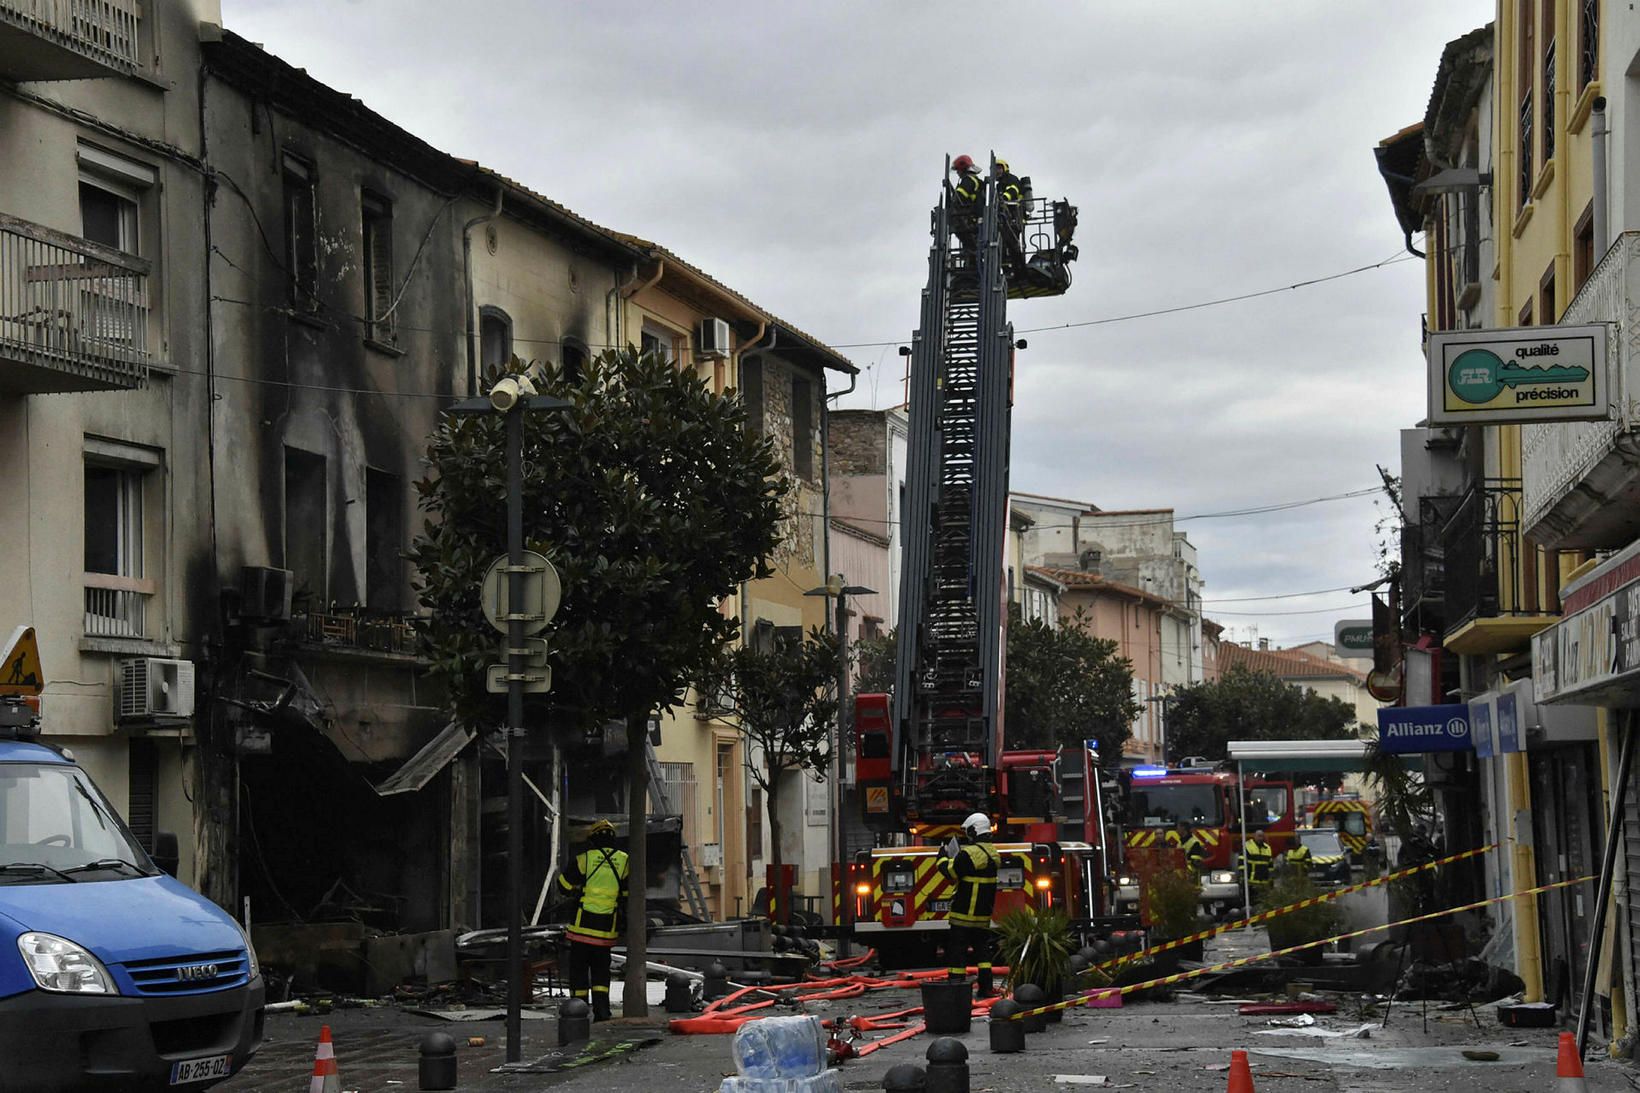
<box><xmin>1376</xmin><ymin>704</ymin><xmax>1472</xmax><ymax>754</ymax></box>
<box><xmin>1426</xmin><ymin>325</ymin><xmax>1609</xmax><ymax>425</ymax></box>
<box><xmin>1470</xmin><ymin>696</ymin><xmax>1494</xmax><ymax>759</ymax></box>
<box><xmin>1533</xmin><ymin>576</ymin><xmax>1640</xmax><ymax>706</ymax></box>
<box><xmin>1333</xmin><ymin>619</ymin><xmax>1374</xmax><ymax>660</ymax></box>
<box><xmin>1495</xmin><ymin>690</ymin><xmax>1522</xmax><ymax>753</ymax></box>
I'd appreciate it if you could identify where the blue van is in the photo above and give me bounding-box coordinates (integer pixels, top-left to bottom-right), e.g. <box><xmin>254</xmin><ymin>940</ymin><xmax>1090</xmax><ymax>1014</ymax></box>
<box><xmin>0</xmin><ymin>706</ymin><xmax>263</xmax><ymax>1089</ymax></box>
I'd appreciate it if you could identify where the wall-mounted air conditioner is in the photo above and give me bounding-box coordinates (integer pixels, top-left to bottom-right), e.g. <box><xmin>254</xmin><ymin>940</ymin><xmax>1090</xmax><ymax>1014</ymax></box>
<box><xmin>240</xmin><ymin>566</ymin><xmax>293</xmax><ymax>622</ymax></box>
<box><xmin>696</xmin><ymin>318</ymin><xmax>731</xmax><ymax>359</ymax></box>
<box><xmin>119</xmin><ymin>658</ymin><xmax>195</xmax><ymax>721</ymax></box>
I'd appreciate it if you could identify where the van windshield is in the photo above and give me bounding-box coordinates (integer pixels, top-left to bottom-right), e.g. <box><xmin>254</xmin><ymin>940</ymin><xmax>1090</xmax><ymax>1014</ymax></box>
<box><xmin>0</xmin><ymin>762</ymin><xmax>151</xmax><ymax>882</ymax></box>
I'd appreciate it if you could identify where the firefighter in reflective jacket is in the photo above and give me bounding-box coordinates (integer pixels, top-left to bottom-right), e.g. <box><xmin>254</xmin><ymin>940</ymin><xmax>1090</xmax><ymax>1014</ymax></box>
<box><xmin>937</xmin><ymin>811</ymin><xmax>1001</xmax><ymax>997</ymax></box>
<box><xmin>1243</xmin><ymin>827</ymin><xmax>1275</xmax><ymax>899</ymax></box>
<box><xmin>950</xmin><ymin>153</ymin><xmax>982</xmax><ymax>254</ymax></box>
<box><xmin>1168</xmin><ymin>819</ymin><xmax>1208</xmax><ymax>874</ymax></box>
<box><xmin>556</xmin><ymin>819</ymin><xmax>630</xmax><ymax>1021</ymax></box>
<box><xmin>1284</xmin><ymin>838</ymin><xmax>1312</xmax><ymax>873</ymax></box>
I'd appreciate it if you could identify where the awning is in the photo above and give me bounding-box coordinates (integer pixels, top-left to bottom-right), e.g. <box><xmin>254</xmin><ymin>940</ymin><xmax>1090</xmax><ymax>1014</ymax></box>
<box><xmin>374</xmin><ymin>721</ymin><xmax>474</xmax><ymax>796</ymax></box>
<box><xmin>1226</xmin><ymin>739</ymin><xmax>1415</xmax><ymax>773</ymax></box>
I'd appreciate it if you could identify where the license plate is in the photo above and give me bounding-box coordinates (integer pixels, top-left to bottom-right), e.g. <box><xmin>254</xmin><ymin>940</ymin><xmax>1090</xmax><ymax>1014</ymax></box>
<box><xmin>170</xmin><ymin>1054</ymin><xmax>233</xmax><ymax>1085</ymax></box>
<box><xmin>931</xmin><ymin>899</ymin><xmax>951</xmax><ymax>913</ymax></box>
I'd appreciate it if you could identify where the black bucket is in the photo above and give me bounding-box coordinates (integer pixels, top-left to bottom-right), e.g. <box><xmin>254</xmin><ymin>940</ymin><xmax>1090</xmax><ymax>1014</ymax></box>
<box><xmin>921</xmin><ymin>978</ymin><xmax>974</xmax><ymax>1035</ymax></box>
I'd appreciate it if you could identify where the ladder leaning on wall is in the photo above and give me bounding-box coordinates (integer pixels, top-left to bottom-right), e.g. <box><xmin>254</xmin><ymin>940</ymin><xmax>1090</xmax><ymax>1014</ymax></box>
<box><xmin>646</xmin><ymin>741</ymin><xmax>711</xmax><ymax>920</ymax></box>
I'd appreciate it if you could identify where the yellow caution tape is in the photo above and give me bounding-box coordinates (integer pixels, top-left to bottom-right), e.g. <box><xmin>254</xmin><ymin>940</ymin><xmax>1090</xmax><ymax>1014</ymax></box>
<box><xmin>1007</xmin><ymin>871</ymin><xmax>1594</xmax><ymax>1021</ymax></box>
<box><xmin>1096</xmin><ymin>842</ymin><xmax>1500</xmax><ymax>973</ymax></box>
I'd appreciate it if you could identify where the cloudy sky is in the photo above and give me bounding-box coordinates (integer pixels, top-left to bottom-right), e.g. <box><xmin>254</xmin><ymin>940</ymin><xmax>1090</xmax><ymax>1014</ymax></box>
<box><xmin>227</xmin><ymin>1</ymin><xmax>1487</xmax><ymax>648</ymax></box>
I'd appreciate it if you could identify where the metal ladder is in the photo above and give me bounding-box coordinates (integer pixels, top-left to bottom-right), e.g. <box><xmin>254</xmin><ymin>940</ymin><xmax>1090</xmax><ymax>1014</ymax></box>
<box><xmin>645</xmin><ymin>741</ymin><xmax>711</xmax><ymax>920</ymax></box>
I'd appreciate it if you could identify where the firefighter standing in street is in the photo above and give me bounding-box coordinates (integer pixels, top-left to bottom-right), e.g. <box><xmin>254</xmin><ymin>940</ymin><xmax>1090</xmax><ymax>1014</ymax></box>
<box><xmin>1284</xmin><ymin>836</ymin><xmax>1313</xmax><ymax>874</ymax></box>
<box><xmin>1243</xmin><ymin>826</ymin><xmax>1275</xmax><ymax>903</ymax></box>
<box><xmin>1168</xmin><ymin>818</ymin><xmax>1208</xmax><ymax>874</ymax></box>
<box><xmin>556</xmin><ymin>819</ymin><xmax>630</xmax><ymax>1021</ymax></box>
<box><xmin>938</xmin><ymin>811</ymin><xmax>1001</xmax><ymax>997</ymax></box>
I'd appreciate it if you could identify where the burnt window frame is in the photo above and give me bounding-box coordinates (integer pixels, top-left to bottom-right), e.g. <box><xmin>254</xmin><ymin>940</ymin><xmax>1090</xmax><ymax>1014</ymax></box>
<box><xmin>361</xmin><ymin>189</ymin><xmax>396</xmax><ymax>346</ymax></box>
<box><xmin>282</xmin><ymin>153</ymin><xmax>319</xmax><ymax>312</ymax></box>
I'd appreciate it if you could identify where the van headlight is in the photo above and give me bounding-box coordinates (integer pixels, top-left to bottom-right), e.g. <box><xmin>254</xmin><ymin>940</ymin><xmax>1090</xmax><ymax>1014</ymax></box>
<box><xmin>18</xmin><ymin>932</ymin><xmax>115</xmax><ymax>995</ymax></box>
<box><xmin>1116</xmin><ymin>876</ymin><xmax>1135</xmax><ymax>888</ymax></box>
<box><xmin>1210</xmin><ymin>871</ymin><xmax>1235</xmax><ymax>885</ymax></box>
<box><xmin>233</xmin><ymin>920</ymin><xmax>259</xmax><ymax>980</ymax></box>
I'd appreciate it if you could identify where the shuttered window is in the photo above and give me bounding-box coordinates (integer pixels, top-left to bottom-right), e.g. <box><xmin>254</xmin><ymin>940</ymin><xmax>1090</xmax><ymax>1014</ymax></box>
<box><xmin>362</xmin><ymin>192</ymin><xmax>395</xmax><ymax>344</ymax></box>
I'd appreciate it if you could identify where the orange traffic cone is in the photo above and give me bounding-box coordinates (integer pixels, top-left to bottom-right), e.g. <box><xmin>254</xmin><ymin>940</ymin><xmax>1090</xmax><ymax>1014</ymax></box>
<box><xmin>1558</xmin><ymin>1032</ymin><xmax>1587</xmax><ymax>1093</ymax></box>
<box><xmin>1227</xmin><ymin>1049</ymin><xmax>1255</xmax><ymax>1093</ymax></box>
<box><xmin>308</xmin><ymin>1024</ymin><xmax>339</xmax><ymax>1093</ymax></box>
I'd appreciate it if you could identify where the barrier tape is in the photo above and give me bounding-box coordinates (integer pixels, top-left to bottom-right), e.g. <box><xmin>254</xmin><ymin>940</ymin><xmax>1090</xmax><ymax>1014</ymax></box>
<box><xmin>1006</xmin><ymin>871</ymin><xmax>1595</xmax><ymax>1022</ymax></box>
<box><xmin>1095</xmin><ymin>842</ymin><xmax>1501</xmax><ymax>973</ymax></box>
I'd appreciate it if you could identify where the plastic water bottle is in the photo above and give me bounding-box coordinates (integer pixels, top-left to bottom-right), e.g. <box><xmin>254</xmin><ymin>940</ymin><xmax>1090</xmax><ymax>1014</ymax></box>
<box><xmin>730</xmin><ymin>1015</ymin><xmax>827</xmax><ymax>1078</ymax></box>
<box><xmin>718</xmin><ymin>1071</ymin><xmax>843</xmax><ymax>1093</ymax></box>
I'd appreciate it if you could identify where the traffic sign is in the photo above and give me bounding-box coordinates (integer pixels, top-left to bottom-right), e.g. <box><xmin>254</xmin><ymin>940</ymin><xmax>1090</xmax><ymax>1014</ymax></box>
<box><xmin>486</xmin><ymin>664</ymin><xmax>552</xmax><ymax>695</ymax></box>
<box><xmin>0</xmin><ymin>627</ymin><xmax>44</xmax><ymax>696</ymax></box>
<box><xmin>480</xmin><ymin>552</ymin><xmax>561</xmax><ymax>636</ymax></box>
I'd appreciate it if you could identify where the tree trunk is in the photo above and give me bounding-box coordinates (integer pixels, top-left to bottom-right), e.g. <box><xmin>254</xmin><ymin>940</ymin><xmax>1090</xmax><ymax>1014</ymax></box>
<box><xmin>765</xmin><ymin>766</ymin><xmax>784</xmax><ymax>925</ymax></box>
<box><xmin>623</xmin><ymin>712</ymin><xmax>648</xmax><ymax>1017</ymax></box>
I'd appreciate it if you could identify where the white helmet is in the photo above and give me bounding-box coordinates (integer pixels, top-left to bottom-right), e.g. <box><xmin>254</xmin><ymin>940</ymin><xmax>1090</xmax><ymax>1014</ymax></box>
<box><xmin>961</xmin><ymin>812</ymin><xmax>992</xmax><ymax>837</ymax></box>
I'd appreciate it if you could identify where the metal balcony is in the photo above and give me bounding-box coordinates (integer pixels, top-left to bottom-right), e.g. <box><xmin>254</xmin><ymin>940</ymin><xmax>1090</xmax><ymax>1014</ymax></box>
<box><xmin>0</xmin><ymin>213</ymin><xmax>149</xmax><ymax>393</ymax></box>
<box><xmin>0</xmin><ymin>0</ymin><xmax>141</xmax><ymax>80</ymax></box>
<box><xmin>1440</xmin><ymin>479</ymin><xmax>1554</xmax><ymax>654</ymax></box>
<box><xmin>1524</xmin><ymin>231</ymin><xmax>1640</xmax><ymax>549</ymax></box>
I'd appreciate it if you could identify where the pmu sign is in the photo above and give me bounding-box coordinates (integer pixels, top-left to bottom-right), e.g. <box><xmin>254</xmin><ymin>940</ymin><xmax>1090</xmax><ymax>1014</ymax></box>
<box><xmin>1376</xmin><ymin>704</ymin><xmax>1472</xmax><ymax>754</ymax></box>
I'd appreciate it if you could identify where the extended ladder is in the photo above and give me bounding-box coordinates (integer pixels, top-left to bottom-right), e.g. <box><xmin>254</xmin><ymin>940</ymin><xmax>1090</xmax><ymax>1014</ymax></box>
<box><xmin>646</xmin><ymin>741</ymin><xmax>711</xmax><ymax>920</ymax></box>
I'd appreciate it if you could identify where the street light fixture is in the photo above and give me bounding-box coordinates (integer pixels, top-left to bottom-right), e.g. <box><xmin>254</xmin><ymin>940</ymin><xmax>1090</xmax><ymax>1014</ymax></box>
<box><xmin>444</xmin><ymin>377</ymin><xmax>570</xmax><ymax>1064</ymax></box>
<box><xmin>805</xmin><ymin>575</ymin><xmax>874</xmax><ymax>958</ymax></box>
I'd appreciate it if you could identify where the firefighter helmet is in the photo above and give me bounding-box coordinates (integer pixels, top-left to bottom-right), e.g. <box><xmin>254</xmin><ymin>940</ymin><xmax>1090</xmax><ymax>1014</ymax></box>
<box><xmin>994</xmin><ymin>157</ymin><xmax>1010</xmax><ymax>174</ymax></box>
<box><xmin>961</xmin><ymin>812</ymin><xmax>992</xmax><ymax>837</ymax></box>
<box><xmin>952</xmin><ymin>154</ymin><xmax>976</xmax><ymax>174</ymax></box>
<box><xmin>588</xmin><ymin>819</ymin><xmax>617</xmax><ymax>839</ymax></box>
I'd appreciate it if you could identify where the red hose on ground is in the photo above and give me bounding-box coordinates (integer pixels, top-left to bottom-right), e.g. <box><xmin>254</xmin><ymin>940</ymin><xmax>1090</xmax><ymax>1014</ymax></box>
<box><xmin>854</xmin><ymin>1022</ymin><xmax>926</xmax><ymax>1057</ymax></box>
<box><xmin>675</xmin><ymin>968</ymin><xmax>1009</xmax><ymax>1034</ymax></box>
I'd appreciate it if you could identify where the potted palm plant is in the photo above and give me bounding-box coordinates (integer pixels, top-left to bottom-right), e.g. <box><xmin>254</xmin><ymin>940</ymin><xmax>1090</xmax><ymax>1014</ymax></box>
<box><xmin>1258</xmin><ymin>870</ymin><xmax>1343</xmax><ymax>965</ymax></box>
<box><xmin>1144</xmin><ymin>867</ymin><xmax>1207</xmax><ymax>964</ymax></box>
<box><xmin>994</xmin><ymin>906</ymin><xmax>1074</xmax><ymax>1022</ymax></box>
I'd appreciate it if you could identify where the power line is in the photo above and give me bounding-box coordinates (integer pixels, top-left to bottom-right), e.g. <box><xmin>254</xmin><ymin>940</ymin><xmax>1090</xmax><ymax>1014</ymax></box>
<box><xmin>1202</xmin><ymin>584</ymin><xmax>1362</xmax><ymax>604</ymax></box>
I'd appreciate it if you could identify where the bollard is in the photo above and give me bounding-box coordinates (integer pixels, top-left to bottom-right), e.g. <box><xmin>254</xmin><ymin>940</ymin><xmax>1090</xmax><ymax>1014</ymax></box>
<box><xmin>921</xmin><ymin>976</ymin><xmax>974</xmax><ymax>1035</ymax></box>
<box><xmin>1013</xmin><ymin>984</ymin><xmax>1047</xmax><ymax>1034</ymax></box>
<box><xmin>417</xmin><ymin>1031</ymin><xmax>458</xmax><ymax>1091</ymax></box>
<box><xmin>883</xmin><ymin>1061</ymin><xmax>928</xmax><ymax>1092</ymax></box>
<box><xmin>1078</xmin><ymin>944</ymin><xmax>1100</xmax><ymax>964</ymax></box>
<box><xmin>987</xmin><ymin>998</ymin><xmax>1025</xmax><ymax>1054</ymax></box>
<box><xmin>703</xmin><ymin>961</ymin><xmax>730</xmax><ymax>1001</ymax></box>
<box><xmin>557</xmin><ymin>997</ymin><xmax>591</xmax><ymax>1047</ymax></box>
<box><xmin>925</xmin><ymin>1037</ymin><xmax>969</xmax><ymax>1093</ymax></box>
<box><xmin>663</xmin><ymin>971</ymin><xmax>694</xmax><ymax>1013</ymax></box>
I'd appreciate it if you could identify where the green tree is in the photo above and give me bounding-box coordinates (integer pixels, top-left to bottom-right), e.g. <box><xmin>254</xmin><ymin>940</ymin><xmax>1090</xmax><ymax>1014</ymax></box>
<box><xmin>409</xmin><ymin>348</ymin><xmax>787</xmax><ymax>1015</ymax></box>
<box><xmin>1004</xmin><ymin>605</ymin><xmax>1140</xmax><ymax>759</ymax></box>
<box><xmin>851</xmin><ymin>628</ymin><xmax>897</xmax><ymax>695</ymax></box>
<box><xmin>699</xmin><ymin>629</ymin><xmax>839</xmax><ymax>886</ymax></box>
<box><xmin>1164</xmin><ymin>665</ymin><xmax>1359</xmax><ymax>764</ymax></box>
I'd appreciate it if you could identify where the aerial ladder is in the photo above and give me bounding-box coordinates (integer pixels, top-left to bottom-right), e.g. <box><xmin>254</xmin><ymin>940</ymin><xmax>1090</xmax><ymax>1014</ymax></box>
<box><xmin>856</xmin><ymin>156</ymin><xmax>1079</xmax><ymax>834</ymax></box>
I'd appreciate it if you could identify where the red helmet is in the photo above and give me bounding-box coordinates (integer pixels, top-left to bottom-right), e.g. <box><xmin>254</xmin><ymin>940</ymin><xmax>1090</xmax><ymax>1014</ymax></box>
<box><xmin>952</xmin><ymin>154</ymin><xmax>975</xmax><ymax>173</ymax></box>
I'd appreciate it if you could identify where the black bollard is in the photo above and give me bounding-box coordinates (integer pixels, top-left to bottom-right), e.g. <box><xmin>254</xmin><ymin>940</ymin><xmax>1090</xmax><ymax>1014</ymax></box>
<box><xmin>557</xmin><ymin>997</ymin><xmax>591</xmax><ymax>1047</ymax></box>
<box><xmin>883</xmin><ymin>1061</ymin><xmax>928</xmax><ymax>1092</ymax></box>
<box><xmin>418</xmin><ymin>1031</ymin><xmax>458</xmax><ymax>1091</ymax></box>
<box><xmin>703</xmin><ymin>961</ymin><xmax>730</xmax><ymax>1001</ymax></box>
<box><xmin>663</xmin><ymin>972</ymin><xmax>694</xmax><ymax>1013</ymax></box>
<box><xmin>1013</xmin><ymin>984</ymin><xmax>1047</xmax><ymax>1034</ymax></box>
<box><xmin>921</xmin><ymin>976</ymin><xmax>973</xmax><ymax>1035</ymax></box>
<box><xmin>987</xmin><ymin>998</ymin><xmax>1025</xmax><ymax>1054</ymax></box>
<box><xmin>925</xmin><ymin>1037</ymin><xmax>970</xmax><ymax>1093</ymax></box>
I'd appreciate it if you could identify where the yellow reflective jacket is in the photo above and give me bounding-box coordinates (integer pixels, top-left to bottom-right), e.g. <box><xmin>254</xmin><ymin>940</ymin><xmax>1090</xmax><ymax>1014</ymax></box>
<box><xmin>938</xmin><ymin>839</ymin><xmax>1000</xmax><ymax>927</ymax></box>
<box><xmin>557</xmin><ymin>847</ymin><xmax>630</xmax><ymax>945</ymax></box>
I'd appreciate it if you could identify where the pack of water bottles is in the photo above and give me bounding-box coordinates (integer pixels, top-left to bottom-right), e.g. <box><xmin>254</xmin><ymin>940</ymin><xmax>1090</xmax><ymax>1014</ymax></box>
<box><xmin>717</xmin><ymin>1015</ymin><xmax>843</xmax><ymax>1093</ymax></box>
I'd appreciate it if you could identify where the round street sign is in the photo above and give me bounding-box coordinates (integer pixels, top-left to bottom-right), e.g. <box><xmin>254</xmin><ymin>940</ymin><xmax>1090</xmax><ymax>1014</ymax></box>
<box><xmin>480</xmin><ymin>551</ymin><xmax>561</xmax><ymax>636</ymax></box>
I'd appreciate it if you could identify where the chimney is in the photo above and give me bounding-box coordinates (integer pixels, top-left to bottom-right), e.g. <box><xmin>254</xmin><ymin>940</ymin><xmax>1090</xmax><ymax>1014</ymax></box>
<box><xmin>1258</xmin><ymin>638</ymin><xmax>1270</xmax><ymax>651</ymax></box>
<box><xmin>1078</xmin><ymin>548</ymin><xmax>1102</xmax><ymax>574</ymax></box>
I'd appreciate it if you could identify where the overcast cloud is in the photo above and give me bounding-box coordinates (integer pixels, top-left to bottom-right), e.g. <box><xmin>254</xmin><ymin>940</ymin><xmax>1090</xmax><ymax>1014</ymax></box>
<box><xmin>226</xmin><ymin>1</ymin><xmax>1486</xmax><ymax>647</ymax></box>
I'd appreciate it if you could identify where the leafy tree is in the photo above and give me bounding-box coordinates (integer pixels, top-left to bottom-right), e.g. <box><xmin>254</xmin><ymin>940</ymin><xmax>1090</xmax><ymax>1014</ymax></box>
<box><xmin>1164</xmin><ymin>665</ymin><xmax>1359</xmax><ymax>764</ymax></box>
<box><xmin>851</xmin><ymin>628</ymin><xmax>897</xmax><ymax>695</ymax></box>
<box><xmin>1005</xmin><ymin>605</ymin><xmax>1140</xmax><ymax>759</ymax></box>
<box><xmin>409</xmin><ymin>348</ymin><xmax>787</xmax><ymax>1015</ymax></box>
<box><xmin>699</xmin><ymin>629</ymin><xmax>839</xmax><ymax>891</ymax></box>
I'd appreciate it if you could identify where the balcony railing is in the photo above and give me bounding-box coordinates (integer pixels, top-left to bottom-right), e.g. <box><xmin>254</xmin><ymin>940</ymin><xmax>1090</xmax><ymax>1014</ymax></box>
<box><xmin>0</xmin><ymin>213</ymin><xmax>149</xmax><ymax>393</ymax></box>
<box><xmin>297</xmin><ymin>608</ymin><xmax>421</xmax><ymax>658</ymax></box>
<box><xmin>1523</xmin><ymin>231</ymin><xmax>1640</xmax><ymax>548</ymax></box>
<box><xmin>1440</xmin><ymin>479</ymin><xmax>1526</xmax><ymax>635</ymax></box>
<box><xmin>84</xmin><ymin>574</ymin><xmax>150</xmax><ymax>639</ymax></box>
<box><xmin>0</xmin><ymin>0</ymin><xmax>142</xmax><ymax>80</ymax></box>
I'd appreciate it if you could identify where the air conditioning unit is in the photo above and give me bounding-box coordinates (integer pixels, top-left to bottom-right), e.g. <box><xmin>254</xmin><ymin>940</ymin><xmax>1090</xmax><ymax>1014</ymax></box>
<box><xmin>240</xmin><ymin>566</ymin><xmax>293</xmax><ymax>622</ymax></box>
<box><xmin>119</xmin><ymin>658</ymin><xmax>196</xmax><ymax>721</ymax></box>
<box><xmin>696</xmin><ymin>318</ymin><xmax>731</xmax><ymax>359</ymax></box>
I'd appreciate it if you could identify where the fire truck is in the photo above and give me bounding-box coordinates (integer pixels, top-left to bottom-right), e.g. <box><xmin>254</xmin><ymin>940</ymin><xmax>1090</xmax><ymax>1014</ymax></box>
<box><xmin>1111</xmin><ymin>763</ymin><xmax>1297</xmax><ymax>918</ymax></box>
<box><xmin>840</xmin><ymin>158</ymin><xmax>1120</xmax><ymax>961</ymax></box>
<box><xmin>1304</xmin><ymin>795</ymin><xmax>1374</xmax><ymax>858</ymax></box>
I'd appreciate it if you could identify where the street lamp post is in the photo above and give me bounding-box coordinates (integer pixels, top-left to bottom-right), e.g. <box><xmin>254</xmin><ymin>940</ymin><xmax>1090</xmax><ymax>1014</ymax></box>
<box><xmin>807</xmin><ymin>575</ymin><xmax>873</xmax><ymax>959</ymax></box>
<box><xmin>445</xmin><ymin>376</ymin><xmax>570</xmax><ymax>1063</ymax></box>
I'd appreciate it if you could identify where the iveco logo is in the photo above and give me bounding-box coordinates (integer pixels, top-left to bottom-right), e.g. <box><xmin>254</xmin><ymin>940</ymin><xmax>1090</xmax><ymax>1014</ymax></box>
<box><xmin>175</xmin><ymin>963</ymin><xmax>219</xmax><ymax>982</ymax></box>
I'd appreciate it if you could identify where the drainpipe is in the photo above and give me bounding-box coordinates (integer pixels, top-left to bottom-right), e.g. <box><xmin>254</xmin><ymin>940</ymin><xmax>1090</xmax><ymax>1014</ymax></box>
<box><xmin>622</xmin><ymin>258</ymin><xmax>665</xmax><ymax>301</ymax></box>
<box><xmin>1593</xmin><ymin>97</ymin><xmax>1609</xmax><ymax>256</ymax></box>
<box><xmin>462</xmin><ymin>185</ymin><xmax>503</xmax><ymax>395</ymax></box>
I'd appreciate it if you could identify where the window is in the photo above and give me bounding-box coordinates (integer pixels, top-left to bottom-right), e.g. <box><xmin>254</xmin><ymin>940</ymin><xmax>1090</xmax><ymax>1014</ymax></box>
<box><xmin>479</xmin><ymin>307</ymin><xmax>511</xmax><ymax>369</ymax></box>
<box><xmin>660</xmin><ymin>762</ymin><xmax>699</xmax><ymax>850</ymax></box>
<box><xmin>79</xmin><ymin>180</ymin><xmax>138</xmax><ymax>254</ymax></box>
<box><xmin>1580</xmin><ymin>0</ymin><xmax>1599</xmax><ymax>90</ymax></box>
<box><xmin>561</xmin><ymin>337</ymin><xmax>588</xmax><ymax>386</ymax></box>
<box><xmin>740</xmin><ymin>358</ymin><xmax>764</xmax><ymax>433</ymax></box>
<box><xmin>1519</xmin><ymin>0</ymin><xmax>1534</xmax><ymax>207</ymax></box>
<box><xmin>362</xmin><ymin>192</ymin><xmax>394</xmax><ymax>344</ymax></box>
<box><xmin>791</xmin><ymin>377</ymin><xmax>814</xmax><ymax>479</ymax></box>
<box><xmin>283</xmin><ymin>155</ymin><xmax>317</xmax><ymax>310</ymax></box>
<box><xmin>1574</xmin><ymin>204</ymin><xmax>1595</xmax><ymax>293</ymax></box>
<box><xmin>1541</xmin><ymin>263</ymin><xmax>1557</xmax><ymax>324</ymax></box>
<box><xmin>640</xmin><ymin>322</ymin><xmax>676</xmax><ymax>363</ymax></box>
<box><xmin>365</xmin><ymin>468</ymin><xmax>403</xmax><ymax>611</ymax></box>
<box><xmin>1542</xmin><ymin>4</ymin><xmax>1557</xmax><ymax>163</ymax></box>
<box><xmin>283</xmin><ymin>447</ymin><xmax>327</xmax><ymax>607</ymax></box>
<box><xmin>1519</xmin><ymin>299</ymin><xmax>1534</xmax><ymax>328</ymax></box>
<box><xmin>84</xmin><ymin>458</ymin><xmax>148</xmax><ymax>638</ymax></box>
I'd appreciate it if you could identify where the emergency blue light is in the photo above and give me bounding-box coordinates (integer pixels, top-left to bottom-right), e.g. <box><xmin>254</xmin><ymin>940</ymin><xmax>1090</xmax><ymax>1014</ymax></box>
<box><xmin>1132</xmin><ymin>765</ymin><xmax>1167</xmax><ymax>778</ymax></box>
